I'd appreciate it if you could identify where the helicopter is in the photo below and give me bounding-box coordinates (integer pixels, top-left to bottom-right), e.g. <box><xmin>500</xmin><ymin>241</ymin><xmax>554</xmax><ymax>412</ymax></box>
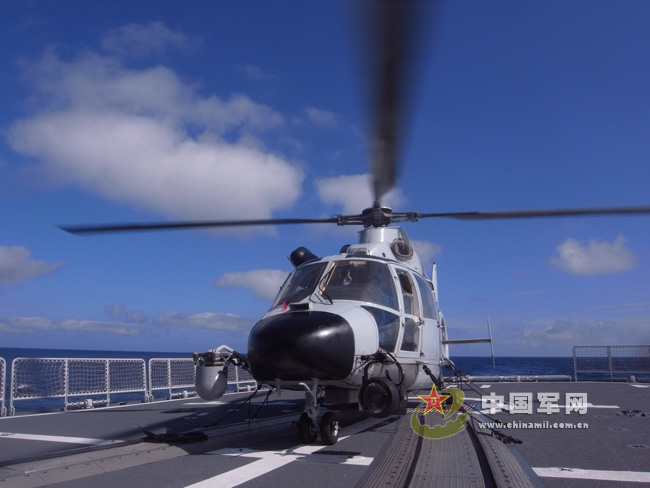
<box><xmin>60</xmin><ymin>0</ymin><xmax>650</xmax><ymax>446</ymax></box>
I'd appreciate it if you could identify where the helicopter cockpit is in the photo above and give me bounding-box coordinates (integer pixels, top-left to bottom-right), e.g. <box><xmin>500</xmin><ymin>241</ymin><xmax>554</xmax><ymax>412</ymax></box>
<box><xmin>271</xmin><ymin>257</ymin><xmax>431</xmax><ymax>354</ymax></box>
<box><xmin>274</xmin><ymin>259</ymin><xmax>399</xmax><ymax>308</ymax></box>
<box><xmin>320</xmin><ymin>259</ymin><xmax>398</xmax><ymax>309</ymax></box>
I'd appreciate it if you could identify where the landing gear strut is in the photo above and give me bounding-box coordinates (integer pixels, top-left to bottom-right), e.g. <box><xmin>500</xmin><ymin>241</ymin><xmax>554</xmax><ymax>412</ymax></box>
<box><xmin>298</xmin><ymin>412</ymin><xmax>318</xmax><ymax>444</ymax></box>
<box><xmin>297</xmin><ymin>380</ymin><xmax>341</xmax><ymax>445</ymax></box>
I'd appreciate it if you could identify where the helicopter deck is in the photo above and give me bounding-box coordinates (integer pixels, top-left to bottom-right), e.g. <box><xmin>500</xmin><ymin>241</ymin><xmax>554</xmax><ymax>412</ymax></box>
<box><xmin>0</xmin><ymin>381</ymin><xmax>648</xmax><ymax>488</ymax></box>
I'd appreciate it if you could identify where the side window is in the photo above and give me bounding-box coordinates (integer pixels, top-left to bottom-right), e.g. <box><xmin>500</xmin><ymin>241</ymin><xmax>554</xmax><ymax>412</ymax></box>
<box><xmin>397</xmin><ymin>269</ymin><xmax>421</xmax><ymax>353</ymax></box>
<box><xmin>397</xmin><ymin>270</ymin><xmax>419</xmax><ymax>316</ymax></box>
<box><xmin>414</xmin><ymin>274</ymin><xmax>437</xmax><ymax>319</ymax></box>
<box><xmin>363</xmin><ymin>306</ymin><xmax>400</xmax><ymax>352</ymax></box>
<box><xmin>401</xmin><ymin>318</ymin><xmax>419</xmax><ymax>352</ymax></box>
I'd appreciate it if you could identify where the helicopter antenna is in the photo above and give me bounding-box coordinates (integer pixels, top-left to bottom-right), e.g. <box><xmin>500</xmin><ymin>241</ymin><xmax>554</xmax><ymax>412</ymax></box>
<box><xmin>487</xmin><ymin>318</ymin><xmax>496</xmax><ymax>369</ymax></box>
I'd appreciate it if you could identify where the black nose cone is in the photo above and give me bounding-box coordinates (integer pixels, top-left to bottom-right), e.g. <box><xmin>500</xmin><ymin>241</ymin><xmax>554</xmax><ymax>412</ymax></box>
<box><xmin>248</xmin><ymin>311</ymin><xmax>355</xmax><ymax>382</ymax></box>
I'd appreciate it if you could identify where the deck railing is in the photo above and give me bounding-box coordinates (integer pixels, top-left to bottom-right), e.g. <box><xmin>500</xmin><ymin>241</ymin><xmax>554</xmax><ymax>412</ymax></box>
<box><xmin>148</xmin><ymin>358</ymin><xmax>197</xmax><ymax>400</ymax></box>
<box><xmin>0</xmin><ymin>356</ymin><xmax>257</xmax><ymax>416</ymax></box>
<box><xmin>148</xmin><ymin>358</ymin><xmax>256</xmax><ymax>400</ymax></box>
<box><xmin>8</xmin><ymin>358</ymin><xmax>147</xmax><ymax>415</ymax></box>
<box><xmin>573</xmin><ymin>345</ymin><xmax>650</xmax><ymax>381</ymax></box>
<box><xmin>0</xmin><ymin>358</ymin><xmax>5</xmax><ymax>416</ymax></box>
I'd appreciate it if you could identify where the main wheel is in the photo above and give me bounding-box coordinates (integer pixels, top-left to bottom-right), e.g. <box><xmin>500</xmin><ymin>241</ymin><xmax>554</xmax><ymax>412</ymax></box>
<box><xmin>359</xmin><ymin>377</ymin><xmax>400</xmax><ymax>418</ymax></box>
<box><xmin>298</xmin><ymin>413</ymin><xmax>318</xmax><ymax>444</ymax></box>
<box><xmin>319</xmin><ymin>412</ymin><xmax>340</xmax><ymax>445</ymax></box>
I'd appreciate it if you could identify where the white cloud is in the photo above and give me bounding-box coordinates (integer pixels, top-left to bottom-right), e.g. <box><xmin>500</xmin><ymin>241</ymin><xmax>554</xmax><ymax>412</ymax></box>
<box><xmin>214</xmin><ymin>269</ymin><xmax>288</xmax><ymax>301</ymax></box>
<box><xmin>315</xmin><ymin>173</ymin><xmax>404</xmax><ymax>214</ymax></box>
<box><xmin>0</xmin><ymin>316</ymin><xmax>144</xmax><ymax>336</ymax></box>
<box><xmin>0</xmin><ymin>245</ymin><xmax>65</xmax><ymax>285</ymax></box>
<box><xmin>104</xmin><ymin>304</ymin><xmax>148</xmax><ymax>323</ymax></box>
<box><xmin>101</xmin><ymin>22</ymin><xmax>193</xmax><ymax>58</ymax></box>
<box><xmin>304</xmin><ymin>108</ymin><xmax>337</xmax><ymax>128</ymax></box>
<box><xmin>549</xmin><ymin>235</ymin><xmax>638</xmax><ymax>275</ymax></box>
<box><xmin>237</xmin><ymin>64</ymin><xmax>279</xmax><ymax>82</ymax></box>
<box><xmin>59</xmin><ymin>319</ymin><xmax>143</xmax><ymax>336</ymax></box>
<box><xmin>154</xmin><ymin>311</ymin><xmax>252</xmax><ymax>332</ymax></box>
<box><xmin>7</xmin><ymin>36</ymin><xmax>304</xmax><ymax>222</ymax></box>
<box><xmin>411</xmin><ymin>240</ymin><xmax>442</xmax><ymax>267</ymax></box>
<box><xmin>1</xmin><ymin>309</ymin><xmax>253</xmax><ymax>336</ymax></box>
<box><xmin>506</xmin><ymin>316</ymin><xmax>650</xmax><ymax>350</ymax></box>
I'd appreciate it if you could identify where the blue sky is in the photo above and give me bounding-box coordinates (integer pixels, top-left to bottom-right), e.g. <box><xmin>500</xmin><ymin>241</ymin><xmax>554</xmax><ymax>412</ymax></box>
<box><xmin>1</xmin><ymin>0</ymin><xmax>649</xmax><ymax>357</ymax></box>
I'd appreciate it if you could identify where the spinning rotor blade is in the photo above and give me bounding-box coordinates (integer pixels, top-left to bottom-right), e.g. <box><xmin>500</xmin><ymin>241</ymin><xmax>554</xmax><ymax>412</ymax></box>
<box><xmin>60</xmin><ymin>216</ymin><xmax>341</xmax><ymax>235</ymax></box>
<box><xmin>416</xmin><ymin>205</ymin><xmax>650</xmax><ymax>221</ymax></box>
<box><xmin>363</xmin><ymin>0</ymin><xmax>433</xmax><ymax>206</ymax></box>
<box><xmin>60</xmin><ymin>205</ymin><xmax>650</xmax><ymax>235</ymax></box>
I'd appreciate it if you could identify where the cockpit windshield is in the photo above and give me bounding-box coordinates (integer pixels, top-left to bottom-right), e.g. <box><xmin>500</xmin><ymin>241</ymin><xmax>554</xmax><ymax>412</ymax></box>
<box><xmin>273</xmin><ymin>262</ymin><xmax>327</xmax><ymax>307</ymax></box>
<box><xmin>321</xmin><ymin>259</ymin><xmax>398</xmax><ymax>309</ymax></box>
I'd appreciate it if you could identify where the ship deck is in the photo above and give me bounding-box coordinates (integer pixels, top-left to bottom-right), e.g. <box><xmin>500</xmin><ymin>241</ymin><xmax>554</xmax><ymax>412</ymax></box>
<box><xmin>0</xmin><ymin>381</ymin><xmax>648</xmax><ymax>488</ymax></box>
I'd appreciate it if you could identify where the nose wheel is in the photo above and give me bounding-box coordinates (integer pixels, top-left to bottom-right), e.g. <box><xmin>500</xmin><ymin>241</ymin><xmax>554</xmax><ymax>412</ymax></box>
<box><xmin>319</xmin><ymin>411</ymin><xmax>340</xmax><ymax>445</ymax></box>
<box><xmin>298</xmin><ymin>411</ymin><xmax>340</xmax><ymax>445</ymax></box>
<box><xmin>298</xmin><ymin>413</ymin><xmax>318</xmax><ymax>444</ymax></box>
<box><xmin>297</xmin><ymin>380</ymin><xmax>341</xmax><ymax>445</ymax></box>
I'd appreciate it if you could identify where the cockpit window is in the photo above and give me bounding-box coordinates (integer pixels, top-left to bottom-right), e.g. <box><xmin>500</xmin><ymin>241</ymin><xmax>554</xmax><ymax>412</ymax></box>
<box><xmin>414</xmin><ymin>274</ymin><xmax>437</xmax><ymax>319</ymax></box>
<box><xmin>321</xmin><ymin>260</ymin><xmax>397</xmax><ymax>309</ymax></box>
<box><xmin>397</xmin><ymin>269</ymin><xmax>420</xmax><ymax>316</ymax></box>
<box><xmin>272</xmin><ymin>262</ymin><xmax>327</xmax><ymax>307</ymax></box>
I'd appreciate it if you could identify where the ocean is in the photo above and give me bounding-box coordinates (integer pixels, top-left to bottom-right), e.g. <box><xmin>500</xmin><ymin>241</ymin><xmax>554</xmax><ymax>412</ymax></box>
<box><xmin>0</xmin><ymin>347</ymin><xmax>621</xmax><ymax>415</ymax></box>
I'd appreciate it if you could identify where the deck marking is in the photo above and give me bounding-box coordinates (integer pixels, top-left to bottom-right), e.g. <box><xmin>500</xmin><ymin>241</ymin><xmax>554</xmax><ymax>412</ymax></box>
<box><xmin>534</xmin><ymin>467</ymin><xmax>650</xmax><ymax>483</ymax></box>
<box><xmin>583</xmin><ymin>403</ymin><xmax>619</xmax><ymax>409</ymax></box>
<box><xmin>186</xmin><ymin>441</ymin><xmax>359</xmax><ymax>488</ymax></box>
<box><xmin>182</xmin><ymin>401</ymin><xmax>226</xmax><ymax>406</ymax></box>
<box><xmin>0</xmin><ymin>432</ymin><xmax>121</xmax><ymax>445</ymax></box>
<box><xmin>215</xmin><ymin>447</ymin><xmax>373</xmax><ymax>466</ymax></box>
<box><xmin>186</xmin><ymin>420</ymin><xmax>378</xmax><ymax>488</ymax></box>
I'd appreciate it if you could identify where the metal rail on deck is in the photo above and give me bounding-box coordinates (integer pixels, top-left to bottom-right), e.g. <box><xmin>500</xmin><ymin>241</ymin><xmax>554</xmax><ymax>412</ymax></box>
<box><xmin>0</xmin><ymin>358</ymin><xmax>5</xmax><ymax>416</ymax></box>
<box><xmin>148</xmin><ymin>358</ymin><xmax>197</xmax><ymax>400</ymax></box>
<box><xmin>466</xmin><ymin>375</ymin><xmax>572</xmax><ymax>382</ymax></box>
<box><xmin>148</xmin><ymin>358</ymin><xmax>256</xmax><ymax>400</ymax></box>
<box><xmin>573</xmin><ymin>345</ymin><xmax>650</xmax><ymax>381</ymax></box>
<box><xmin>8</xmin><ymin>358</ymin><xmax>147</xmax><ymax>415</ymax></box>
<box><xmin>0</xmin><ymin>356</ymin><xmax>258</xmax><ymax>415</ymax></box>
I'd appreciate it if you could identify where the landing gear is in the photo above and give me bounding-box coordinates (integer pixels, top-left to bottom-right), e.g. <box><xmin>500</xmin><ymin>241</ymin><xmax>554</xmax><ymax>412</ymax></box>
<box><xmin>359</xmin><ymin>376</ymin><xmax>402</xmax><ymax>418</ymax></box>
<box><xmin>299</xmin><ymin>411</ymin><xmax>341</xmax><ymax>445</ymax></box>
<box><xmin>298</xmin><ymin>413</ymin><xmax>318</xmax><ymax>444</ymax></box>
<box><xmin>297</xmin><ymin>380</ymin><xmax>341</xmax><ymax>445</ymax></box>
<box><xmin>319</xmin><ymin>411</ymin><xmax>340</xmax><ymax>445</ymax></box>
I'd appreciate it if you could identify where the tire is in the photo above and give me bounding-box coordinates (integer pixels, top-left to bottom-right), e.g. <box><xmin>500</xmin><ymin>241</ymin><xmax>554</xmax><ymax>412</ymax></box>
<box><xmin>359</xmin><ymin>377</ymin><xmax>400</xmax><ymax>418</ymax></box>
<box><xmin>298</xmin><ymin>413</ymin><xmax>317</xmax><ymax>444</ymax></box>
<box><xmin>319</xmin><ymin>412</ymin><xmax>340</xmax><ymax>445</ymax></box>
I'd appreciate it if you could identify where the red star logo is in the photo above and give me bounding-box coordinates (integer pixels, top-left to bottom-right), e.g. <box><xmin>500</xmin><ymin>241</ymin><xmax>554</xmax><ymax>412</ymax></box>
<box><xmin>418</xmin><ymin>384</ymin><xmax>451</xmax><ymax>415</ymax></box>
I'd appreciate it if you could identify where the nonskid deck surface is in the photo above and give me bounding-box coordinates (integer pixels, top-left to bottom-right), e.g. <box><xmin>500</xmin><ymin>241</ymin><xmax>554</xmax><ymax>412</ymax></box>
<box><xmin>0</xmin><ymin>382</ymin><xmax>647</xmax><ymax>488</ymax></box>
<box><xmin>467</xmin><ymin>381</ymin><xmax>650</xmax><ymax>488</ymax></box>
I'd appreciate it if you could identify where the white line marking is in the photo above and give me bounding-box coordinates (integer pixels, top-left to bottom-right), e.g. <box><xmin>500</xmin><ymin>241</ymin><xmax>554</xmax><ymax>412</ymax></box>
<box><xmin>215</xmin><ymin>446</ymin><xmax>373</xmax><ymax>466</ymax></box>
<box><xmin>187</xmin><ymin>443</ymin><xmax>355</xmax><ymax>488</ymax></box>
<box><xmin>182</xmin><ymin>401</ymin><xmax>226</xmax><ymax>406</ymax></box>
<box><xmin>0</xmin><ymin>432</ymin><xmax>122</xmax><ymax>446</ymax></box>
<box><xmin>480</xmin><ymin>385</ymin><xmax>492</xmax><ymax>389</ymax></box>
<box><xmin>582</xmin><ymin>403</ymin><xmax>620</xmax><ymax>409</ymax></box>
<box><xmin>185</xmin><ymin>419</ymin><xmax>379</xmax><ymax>488</ymax></box>
<box><xmin>629</xmin><ymin>384</ymin><xmax>649</xmax><ymax>388</ymax></box>
<box><xmin>534</xmin><ymin>467</ymin><xmax>650</xmax><ymax>483</ymax></box>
